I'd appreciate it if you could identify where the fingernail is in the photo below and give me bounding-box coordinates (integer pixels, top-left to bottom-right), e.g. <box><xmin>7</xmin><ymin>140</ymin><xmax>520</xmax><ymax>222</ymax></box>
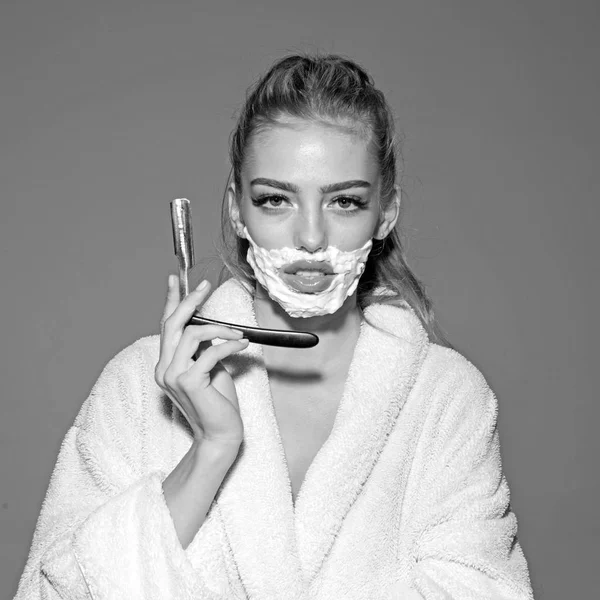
<box><xmin>196</xmin><ymin>280</ymin><xmax>208</xmax><ymax>292</ymax></box>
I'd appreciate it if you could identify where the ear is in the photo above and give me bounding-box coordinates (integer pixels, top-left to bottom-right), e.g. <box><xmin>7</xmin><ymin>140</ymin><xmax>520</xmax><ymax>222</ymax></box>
<box><xmin>374</xmin><ymin>186</ymin><xmax>401</xmax><ymax>240</ymax></box>
<box><xmin>227</xmin><ymin>182</ymin><xmax>246</xmax><ymax>238</ymax></box>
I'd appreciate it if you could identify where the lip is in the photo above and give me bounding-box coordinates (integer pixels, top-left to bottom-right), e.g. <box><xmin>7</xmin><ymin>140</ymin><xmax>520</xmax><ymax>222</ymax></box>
<box><xmin>283</xmin><ymin>259</ymin><xmax>334</xmax><ymax>275</ymax></box>
<box><xmin>281</xmin><ymin>271</ymin><xmax>335</xmax><ymax>294</ymax></box>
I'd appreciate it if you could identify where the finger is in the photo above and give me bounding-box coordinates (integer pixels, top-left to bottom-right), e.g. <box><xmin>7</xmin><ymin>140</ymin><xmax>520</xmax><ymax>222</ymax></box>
<box><xmin>163</xmin><ymin>280</ymin><xmax>212</xmax><ymax>339</ymax></box>
<box><xmin>160</xmin><ymin>280</ymin><xmax>212</xmax><ymax>364</ymax></box>
<box><xmin>157</xmin><ymin>279</ymin><xmax>212</xmax><ymax>384</ymax></box>
<box><xmin>156</xmin><ymin>275</ymin><xmax>181</xmax><ymax>385</ymax></box>
<box><xmin>169</xmin><ymin>325</ymin><xmax>244</xmax><ymax>373</ymax></box>
<box><xmin>160</xmin><ymin>274</ymin><xmax>182</xmax><ymax>330</ymax></box>
<box><xmin>188</xmin><ymin>338</ymin><xmax>249</xmax><ymax>379</ymax></box>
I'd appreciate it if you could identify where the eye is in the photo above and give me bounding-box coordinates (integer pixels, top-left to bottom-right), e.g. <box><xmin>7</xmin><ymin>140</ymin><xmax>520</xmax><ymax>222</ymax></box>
<box><xmin>251</xmin><ymin>194</ymin><xmax>288</xmax><ymax>209</ymax></box>
<box><xmin>330</xmin><ymin>196</ymin><xmax>368</xmax><ymax>211</ymax></box>
<box><xmin>335</xmin><ymin>197</ymin><xmax>355</xmax><ymax>209</ymax></box>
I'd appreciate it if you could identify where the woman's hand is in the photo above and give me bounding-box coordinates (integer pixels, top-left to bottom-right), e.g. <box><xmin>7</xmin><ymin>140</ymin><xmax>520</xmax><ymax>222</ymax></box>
<box><xmin>155</xmin><ymin>275</ymin><xmax>249</xmax><ymax>449</ymax></box>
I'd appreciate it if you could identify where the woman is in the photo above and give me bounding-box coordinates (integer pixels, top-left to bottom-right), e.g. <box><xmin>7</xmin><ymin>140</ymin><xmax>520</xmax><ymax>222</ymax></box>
<box><xmin>15</xmin><ymin>54</ymin><xmax>534</xmax><ymax>599</ymax></box>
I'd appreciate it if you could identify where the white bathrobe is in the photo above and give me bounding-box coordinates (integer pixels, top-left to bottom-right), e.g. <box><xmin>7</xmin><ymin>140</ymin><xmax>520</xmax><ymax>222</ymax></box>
<box><xmin>15</xmin><ymin>279</ymin><xmax>534</xmax><ymax>599</ymax></box>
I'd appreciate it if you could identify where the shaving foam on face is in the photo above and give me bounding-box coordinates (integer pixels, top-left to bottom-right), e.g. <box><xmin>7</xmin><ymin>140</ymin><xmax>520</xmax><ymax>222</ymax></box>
<box><xmin>243</xmin><ymin>226</ymin><xmax>372</xmax><ymax>318</ymax></box>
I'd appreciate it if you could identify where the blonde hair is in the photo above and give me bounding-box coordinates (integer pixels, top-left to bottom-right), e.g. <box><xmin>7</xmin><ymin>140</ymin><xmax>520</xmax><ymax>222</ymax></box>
<box><xmin>218</xmin><ymin>53</ymin><xmax>451</xmax><ymax>348</ymax></box>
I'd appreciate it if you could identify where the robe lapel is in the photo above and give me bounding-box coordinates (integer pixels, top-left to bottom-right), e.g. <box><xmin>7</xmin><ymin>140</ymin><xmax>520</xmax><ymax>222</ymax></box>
<box><xmin>199</xmin><ymin>280</ymin><xmax>429</xmax><ymax>594</ymax></box>
<box><xmin>294</xmin><ymin>301</ymin><xmax>429</xmax><ymax>583</ymax></box>
<box><xmin>201</xmin><ymin>280</ymin><xmax>306</xmax><ymax>599</ymax></box>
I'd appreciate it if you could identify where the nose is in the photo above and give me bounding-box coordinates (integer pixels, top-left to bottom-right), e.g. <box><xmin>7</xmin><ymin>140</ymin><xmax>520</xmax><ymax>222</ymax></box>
<box><xmin>294</xmin><ymin>208</ymin><xmax>328</xmax><ymax>253</ymax></box>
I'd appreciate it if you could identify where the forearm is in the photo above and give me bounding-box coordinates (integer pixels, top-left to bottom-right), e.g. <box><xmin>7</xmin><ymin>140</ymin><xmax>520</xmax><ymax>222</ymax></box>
<box><xmin>162</xmin><ymin>439</ymin><xmax>239</xmax><ymax>550</ymax></box>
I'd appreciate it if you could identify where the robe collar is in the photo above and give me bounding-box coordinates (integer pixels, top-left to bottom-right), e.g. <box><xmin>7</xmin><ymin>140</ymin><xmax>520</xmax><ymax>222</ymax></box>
<box><xmin>199</xmin><ymin>279</ymin><xmax>430</xmax><ymax>598</ymax></box>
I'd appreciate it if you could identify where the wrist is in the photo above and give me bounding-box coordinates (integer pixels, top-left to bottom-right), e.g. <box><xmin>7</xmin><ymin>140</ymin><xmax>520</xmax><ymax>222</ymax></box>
<box><xmin>193</xmin><ymin>436</ymin><xmax>241</xmax><ymax>465</ymax></box>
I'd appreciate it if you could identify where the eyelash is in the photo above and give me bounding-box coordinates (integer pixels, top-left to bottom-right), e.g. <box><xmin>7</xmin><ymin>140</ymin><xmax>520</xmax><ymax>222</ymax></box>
<box><xmin>251</xmin><ymin>194</ymin><xmax>369</xmax><ymax>213</ymax></box>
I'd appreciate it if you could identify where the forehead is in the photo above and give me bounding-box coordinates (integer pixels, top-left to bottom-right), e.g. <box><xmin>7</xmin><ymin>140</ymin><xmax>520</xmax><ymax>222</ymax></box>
<box><xmin>243</xmin><ymin>120</ymin><xmax>379</xmax><ymax>184</ymax></box>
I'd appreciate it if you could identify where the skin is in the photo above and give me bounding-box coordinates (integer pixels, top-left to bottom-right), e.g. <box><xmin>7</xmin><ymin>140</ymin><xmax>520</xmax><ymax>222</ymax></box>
<box><xmin>228</xmin><ymin>118</ymin><xmax>400</xmax><ymax>375</ymax></box>
<box><xmin>227</xmin><ymin>118</ymin><xmax>401</xmax><ymax>503</ymax></box>
<box><xmin>156</xmin><ymin>118</ymin><xmax>401</xmax><ymax>514</ymax></box>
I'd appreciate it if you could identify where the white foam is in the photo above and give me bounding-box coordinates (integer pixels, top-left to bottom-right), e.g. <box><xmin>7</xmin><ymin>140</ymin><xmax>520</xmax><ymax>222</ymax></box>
<box><xmin>243</xmin><ymin>227</ymin><xmax>372</xmax><ymax>318</ymax></box>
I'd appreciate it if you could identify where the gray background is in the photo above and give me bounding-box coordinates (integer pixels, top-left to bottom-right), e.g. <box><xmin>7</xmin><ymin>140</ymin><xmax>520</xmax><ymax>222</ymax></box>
<box><xmin>1</xmin><ymin>1</ymin><xmax>598</xmax><ymax>598</ymax></box>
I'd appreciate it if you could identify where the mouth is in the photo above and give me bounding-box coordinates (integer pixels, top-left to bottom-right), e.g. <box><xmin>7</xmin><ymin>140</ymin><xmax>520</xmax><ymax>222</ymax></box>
<box><xmin>280</xmin><ymin>261</ymin><xmax>336</xmax><ymax>294</ymax></box>
<box><xmin>282</xmin><ymin>260</ymin><xmax>334</xmax><ymax>276</ymax></box>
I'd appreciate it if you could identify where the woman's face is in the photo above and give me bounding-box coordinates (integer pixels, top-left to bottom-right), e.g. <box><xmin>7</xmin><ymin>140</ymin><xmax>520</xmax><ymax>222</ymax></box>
<box><xmin>232</xmin><ymin>119</ymin><xmax>396</xmax><ymax>254</ymax></box>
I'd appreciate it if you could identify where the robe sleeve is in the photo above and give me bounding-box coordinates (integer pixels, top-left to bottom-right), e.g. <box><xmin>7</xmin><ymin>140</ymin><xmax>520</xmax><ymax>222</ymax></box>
<box><xmin>407</xmin><ymin>361</ymin><xmax>535</xmax><ymax>600</ymax></box>
<box><xmin>13</xmin><ymin>342</ymin><xmax>224</xmax><ymax>600</ymax></box>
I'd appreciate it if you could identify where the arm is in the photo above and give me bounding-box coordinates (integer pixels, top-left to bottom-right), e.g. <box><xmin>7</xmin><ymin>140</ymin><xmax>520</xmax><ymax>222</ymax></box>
<box><xmin>162</xmin><ymin>437</ymin><xmax>239</xmax><ymax>551</ymax></box>
<box><xmin>14</xmin><ymin>342</ymin><xmax>227</xmax><ymax>600</ymax></box>
<box><xmin>406</xmin><ymin>362</ymin><xmax>534</xmax><ymax>599</ymax></box>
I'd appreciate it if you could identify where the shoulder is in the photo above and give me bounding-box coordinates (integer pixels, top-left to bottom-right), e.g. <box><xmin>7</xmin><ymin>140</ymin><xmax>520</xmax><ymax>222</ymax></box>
<box><xmin>363</xmin><ymin>300</ymin><xmax>498</xmax><ymax>435</ymax></box>
<box><xmin>97</xmin><ymin>334</ymin><xmax>161</xmax><ymax>380</ymax></box>
<box><xmin>417</xmin><ymin>343</ymin><xmax>499</xmax><ymax>433</ymax></box>
<box><xmin>422</xmin><ymin>343</ymin><xmax>491</xmax><ymax>392</ymax></box>
<box><xmin>74</xmin><ymin>334</ymin><xmax>162</xmax><ymax>429</ymax></box>
<box><xmin>127</xmin><ymin>333</ymin><xmax>161</xmax><ymax>365</ymax></box>
<box><xmin>94</xmin><ymin>276</ymin><xmax>251</xmax><ymax>384</ymax></box>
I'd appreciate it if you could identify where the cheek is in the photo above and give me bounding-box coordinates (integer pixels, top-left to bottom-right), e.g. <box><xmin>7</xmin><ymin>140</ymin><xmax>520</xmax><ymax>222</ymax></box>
<box><xmin>332</xmin><ymin>206</ymin><xmax>380</xmax><ymax>247</ymax></box>
<box><xmin>333</xmin><ymin>221</ymin><xmax>378</xmax><ymax>250</ymax></box>
<box><xmin>239</xmin><ymin>200</ymin><xmax>290</xmax><ymax>248</ymax></box>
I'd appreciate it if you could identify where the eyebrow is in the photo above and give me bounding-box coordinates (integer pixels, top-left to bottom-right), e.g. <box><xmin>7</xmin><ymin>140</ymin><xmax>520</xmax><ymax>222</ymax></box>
<box><xmin>250</xmin><ymin>178</ymin><xmax>372</xmax><ymax>194</ymax></box>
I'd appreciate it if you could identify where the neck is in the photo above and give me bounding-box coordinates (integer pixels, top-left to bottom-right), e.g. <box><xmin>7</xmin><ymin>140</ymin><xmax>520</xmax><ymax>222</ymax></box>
<box><xmin>253</xmin><ymin>285</ymin><xmax>363</xmax><ymax>371</ymax></box>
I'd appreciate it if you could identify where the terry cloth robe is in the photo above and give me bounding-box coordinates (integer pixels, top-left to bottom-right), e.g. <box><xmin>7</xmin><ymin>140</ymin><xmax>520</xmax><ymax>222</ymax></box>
<box><xmin>15</xmin><ymin>278</ymin><xmax>534</xmax><ymax>600</ymax></box>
